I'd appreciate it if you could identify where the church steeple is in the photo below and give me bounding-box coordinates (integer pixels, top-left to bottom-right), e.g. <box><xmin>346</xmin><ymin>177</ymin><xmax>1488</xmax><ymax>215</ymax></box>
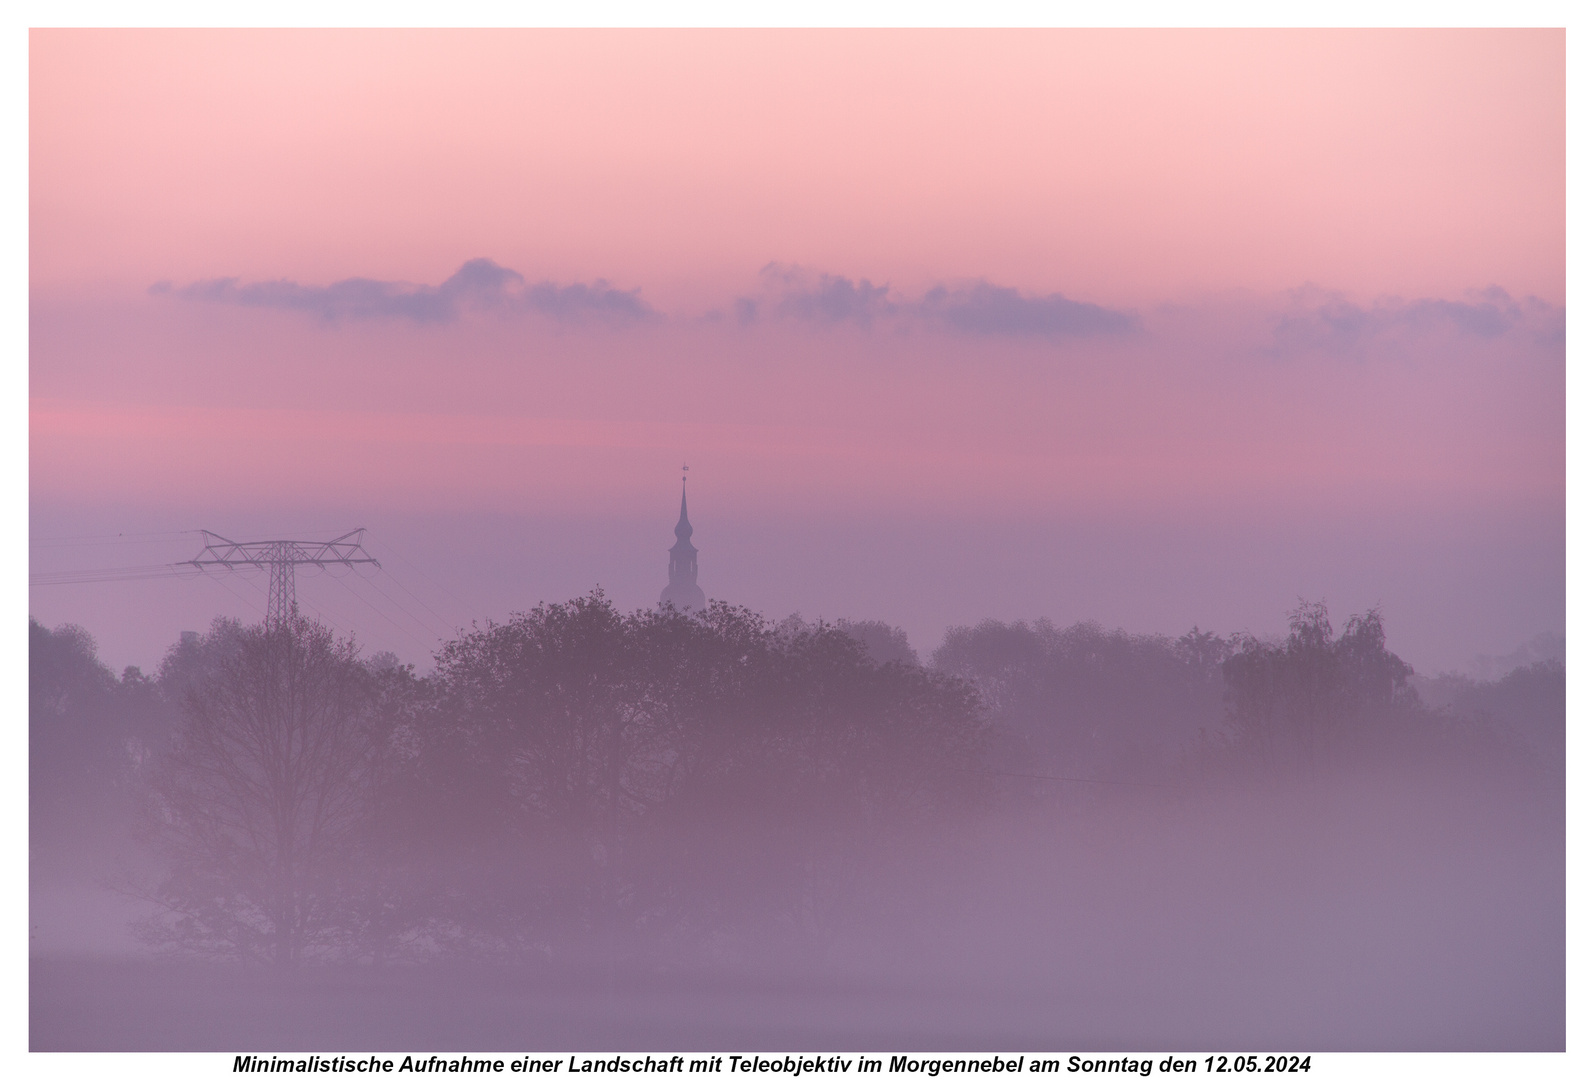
<box><xmin>660</xmin><ymin>468</ymin><xmax>706</xmax><ymax>613</ymax></box>
<box><xmin>674</xmin><ymin>487</ymin><xmax>694</xmax><ymax>542</ymax></box>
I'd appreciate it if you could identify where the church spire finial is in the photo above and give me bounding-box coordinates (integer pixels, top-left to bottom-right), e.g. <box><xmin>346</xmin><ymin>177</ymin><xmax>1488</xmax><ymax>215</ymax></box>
<box><xmin>676</xmin><ymin>463</ymin><xmax>692</xmax><ymax>539</ymax></box>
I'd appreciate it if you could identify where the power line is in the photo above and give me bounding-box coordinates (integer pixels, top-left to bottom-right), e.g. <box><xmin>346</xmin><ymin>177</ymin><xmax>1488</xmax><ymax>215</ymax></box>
<box><xmin>195</xmin><ymin>567</ymin><xmax>265</xmax><ymax>622</ymax></box>
<box><xmin>30</xmin><ymin>564</ymin><xmax>205</xmax><ymax>586</ymax></box>
<box><xmin>343</xmin><ymin>565</ymin><xmax>453</xmax><ymax>641</ymax></box>
<box><xmin>357</xmin><ymin>535</ymin><xmax>471</xmax><ymax>632</ymax></box>
<box><xmin>30</xmin><ymin>529</ymin><xmax>200</xmax><ymax>547</ymax></box>
<box><xmin>321</xmin><ymin>566</ymin><xmax>441</xmax><ymax>658</ymax></box>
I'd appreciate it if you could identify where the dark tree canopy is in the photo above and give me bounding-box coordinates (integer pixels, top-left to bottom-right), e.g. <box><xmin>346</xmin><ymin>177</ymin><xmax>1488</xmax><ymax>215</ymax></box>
<box><xmin>31</xmin><ymin>619</ymin><xmax>169</xmax><ymax>875</ymax></box>
<box><xmin>1220</xmin><ymin>602</ymin><xmax>1417</xmax><ymax>768</ymax></box>
<box><xmin>1416</xmin><ymin>659</ymin><xmax>1564</xmax><ymax>776</ymax></box>
<box><xmin>411</xmin><ymin>594</ymin><xmax>988</xmax><ymax>960</ymax></box>
<box><xmin>117</xmin><ymin>596</ymin><xmax>985</xmax><ymax>964</ymax></box>
<box><xmin>931</xmin><ymin>617</ymin><xmax>1231</xmax><ymax>782</ymax></box>
<box><xmin>42</xmin><ymin>589</ymin><xmax>1557</xmax><ymax>970</ymax></box>
<box><xmin>138</xmin><ymin>617</ymin><xmax>390</xmax><ymax>964</ymax></box>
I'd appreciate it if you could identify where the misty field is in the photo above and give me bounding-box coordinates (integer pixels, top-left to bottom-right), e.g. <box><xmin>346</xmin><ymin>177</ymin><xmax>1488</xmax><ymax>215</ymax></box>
<box><xmin>32</xmin><ymin>755</ymin><xmax>1561</xmax><ymax>1051</ymax></box>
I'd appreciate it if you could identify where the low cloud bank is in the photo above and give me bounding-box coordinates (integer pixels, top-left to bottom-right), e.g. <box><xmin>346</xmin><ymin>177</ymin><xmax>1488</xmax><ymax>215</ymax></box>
<box><xmin>736</xmin><ymin>264</ymin><xmax>1139</xmax><ymax>337</ymax></box>
<box><xmin>150</xmin><ymin>260</ymin><xmax>1562</xmax><ymax>359</ymax></box>
<box><xmin>1270</xmin><ymin>285</ymin><xmax>1564</xmax><ymax>356</ymax></box>
<box><xmin>151</xmin><ymin>258</ymin><xmax>656</xmax><ymax>326</ymax></box>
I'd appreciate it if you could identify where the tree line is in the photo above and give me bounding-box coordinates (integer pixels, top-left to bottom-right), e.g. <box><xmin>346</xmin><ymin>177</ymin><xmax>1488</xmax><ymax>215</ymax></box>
<box><xmin>30</xmin><ymin>594</ymin><xmax>1561</xmax><ymax>965</ymax></box>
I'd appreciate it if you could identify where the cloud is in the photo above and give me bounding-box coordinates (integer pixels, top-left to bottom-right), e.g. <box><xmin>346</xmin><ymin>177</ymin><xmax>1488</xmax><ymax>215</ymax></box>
<box><xmin>919</xmin><ymin>280</ymin><xmax>1139</xmax><ymax>336</ymax></box>
<box><xmin>1270</xmin><ymin>286</ymin><xmax>1536</xmax><ymax>355</ymax></box>
<box><xmin>759</xmin><ymin>264</ymin><xmax>894</xmax><ymax>327</ymax></box>
<box><xmin>151</xmin><ymin>258</ymin><xmax>656</xmax><ymax>326</ymax></box>
<box><xmin>1524</xmin><ymin>297</ymin><xmax>1566</xmax><ymax>349</ymax></box>
<box><xmin>752</xmin><ymin>265</ymin><xmax>1136</xmax><ymax>337</ymax></box>
<box><xmin>520</xmin><ymin>280</ymin><xmax>654</xmax><ymax>323</ymax></box>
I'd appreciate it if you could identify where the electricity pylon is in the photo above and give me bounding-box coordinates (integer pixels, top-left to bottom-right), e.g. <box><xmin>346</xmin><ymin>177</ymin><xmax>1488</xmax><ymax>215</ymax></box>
<box><xmin>186</xmin><ymin>529</ymin><xmax>380</xmax><ymax>627</ymax></box>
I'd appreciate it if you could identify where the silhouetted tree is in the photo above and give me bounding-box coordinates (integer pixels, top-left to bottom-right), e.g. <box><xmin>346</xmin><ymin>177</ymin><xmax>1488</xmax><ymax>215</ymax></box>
<box><xmin>31</xmin><ymin>621</ymin><xmax>120</xmax><ymax>828</ymax></box>
<box><xmin>138</xmin><ymin>617</ymin><xmax>387</xmax><ymax>964</ymax></box>
<box><xmin>834</xmin><ymin>619</ymin><xmax>920</xmax><ymax>666</ymax></box>
<box><xmin>932</xmin><ymin>618</ymin><xmax>1230</xmax><ymax>784</ymax></box>
<box><xmin>31</xmin><ymin>619</ymin><xmax>170</xmax><ymax>878</ymax></box>
<box><xmin>417</xmin><ymin>593</ymin><xmax>987</xmax><ymax>960</ymax></box>
<box><xmin>1221</xmin><ymin>602</ymin><xmax>1415</xmax><ymax>769</ymax></box>
<box><xmin>1416</xmin><ymin>659</ymin><xmax>1564</xmax><ymax>777</ymax></box>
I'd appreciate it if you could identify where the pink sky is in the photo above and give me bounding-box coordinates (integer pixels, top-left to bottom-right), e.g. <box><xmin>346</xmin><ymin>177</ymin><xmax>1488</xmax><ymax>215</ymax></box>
<box><xmin>33</xmin><ymin>30</ymin><xmax>1562</xmax><ymax>303</ymax></box>
<box><xmin>28</xmin><ymin>29</ymin><xmax>1565</xmax><ymax>674</ymax></box>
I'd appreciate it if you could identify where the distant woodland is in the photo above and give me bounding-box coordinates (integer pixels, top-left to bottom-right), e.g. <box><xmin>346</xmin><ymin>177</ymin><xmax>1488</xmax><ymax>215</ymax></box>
<box><xmin>30</xmin><ymin>596</ymin><xmax>1563</xmax><ymax>967</ymax></box>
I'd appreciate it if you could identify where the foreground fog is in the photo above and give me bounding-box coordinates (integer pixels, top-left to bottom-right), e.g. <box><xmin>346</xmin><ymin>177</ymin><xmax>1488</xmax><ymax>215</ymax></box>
<box><xmin>30</xmin><ymin>600</ymin><xmax>1563</xmax><ymax>1051</ymax></box>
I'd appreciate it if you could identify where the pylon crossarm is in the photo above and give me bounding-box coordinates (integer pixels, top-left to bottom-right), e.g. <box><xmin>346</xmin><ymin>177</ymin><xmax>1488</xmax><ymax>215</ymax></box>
<box><xmin>180</xmin><ymin>528</ymin><xmax>381</xmax><ymax>626</ymax></box>
<box><xmin>186</xmin><ymin>530</ymin><xmax>379</xmax><ymax>570</ymax></box>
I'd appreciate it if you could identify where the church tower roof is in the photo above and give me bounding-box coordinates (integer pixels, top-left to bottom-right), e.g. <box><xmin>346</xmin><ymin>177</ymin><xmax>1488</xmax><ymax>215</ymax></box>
<box><xmin>674</xmin><ymin>486</ymin><xmax>694</xmax><ymax>544</ymax></box>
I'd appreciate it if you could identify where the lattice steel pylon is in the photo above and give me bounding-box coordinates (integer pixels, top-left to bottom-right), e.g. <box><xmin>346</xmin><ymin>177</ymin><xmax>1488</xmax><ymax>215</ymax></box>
<box><xmin>186</xmin><ymin>529</ymin><xmax>381</xmax><ymax>627</ymax></box>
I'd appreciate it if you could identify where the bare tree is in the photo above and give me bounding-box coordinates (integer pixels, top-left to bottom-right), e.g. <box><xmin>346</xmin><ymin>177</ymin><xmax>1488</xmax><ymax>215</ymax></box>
<box><xmin>139</xmin><ymin>616</ymin><xmax>383</xmax><ymax>964</ymax></box>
